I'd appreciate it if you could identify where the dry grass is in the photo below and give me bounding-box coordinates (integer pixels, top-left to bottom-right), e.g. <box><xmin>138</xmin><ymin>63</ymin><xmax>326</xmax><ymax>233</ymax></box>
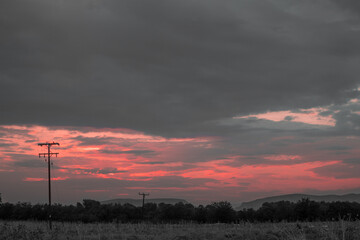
<box><xmin>0</xmin><ymin>220</ymin><xmax>359</xmax><ymax>240</ymax></box>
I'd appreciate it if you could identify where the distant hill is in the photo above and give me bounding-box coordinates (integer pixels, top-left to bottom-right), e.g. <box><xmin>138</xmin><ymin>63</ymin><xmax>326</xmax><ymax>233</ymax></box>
<box><xmin>101</xmin><ymin>198</ymin><xmax>188</xmax><ymax>206</ymax></box>
<box><xmin>236</xmin><ymin>193</ymin><xmax>360</xmax><ymax>210</ymax></box>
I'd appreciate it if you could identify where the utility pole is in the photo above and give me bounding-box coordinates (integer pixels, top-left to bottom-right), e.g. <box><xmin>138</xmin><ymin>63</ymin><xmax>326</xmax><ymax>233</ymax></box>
<box><xmin>139</xmin><ymin>192</ymin><xmax>149</xmax><ymax>219</ymax></box>
<box><xmin>38</xmin><ymin>141</ymin><xmax>59</xmax><ymax>230</ymax></box>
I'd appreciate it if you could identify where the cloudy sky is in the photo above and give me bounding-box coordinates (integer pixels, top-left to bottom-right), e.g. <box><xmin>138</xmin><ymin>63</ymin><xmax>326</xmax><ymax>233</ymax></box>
<box><xmin>1</xmin><ymin>0</ymin><xmax>360</xmax><ymax>205</ymax></box>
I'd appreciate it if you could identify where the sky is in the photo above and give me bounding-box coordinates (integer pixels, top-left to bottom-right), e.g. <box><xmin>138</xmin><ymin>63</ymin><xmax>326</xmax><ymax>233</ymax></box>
<box><xmin>1</xmin><ymin>0</ymin><xmax>360</xmax><ymax>205</ymax></box>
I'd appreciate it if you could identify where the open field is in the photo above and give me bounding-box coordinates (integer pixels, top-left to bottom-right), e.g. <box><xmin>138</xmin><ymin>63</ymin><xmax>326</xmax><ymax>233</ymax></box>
<box><xmin>0</xmin><ymin>221</ymin><xmax>360</xmax><ymax>240</ymax></box>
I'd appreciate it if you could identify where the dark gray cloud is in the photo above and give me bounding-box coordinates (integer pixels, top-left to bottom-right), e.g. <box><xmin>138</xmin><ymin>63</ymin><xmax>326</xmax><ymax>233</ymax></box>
<box><xmin>13</xmin><ymin>159</ymin><xmax>47</xmax><ymax>168</ymax></box>
<box><xmin>82</xmin><ymin>168</ymin><xmax>127</xmax><ymax>174</ymax></box>
<box><xmin>161</xmin><ymin>163</ymin><xmax>197</xmax><ymax>172</ymax></box>
<box><xmin>331</xmin><ymin>0</ymin><xmax>360</xmax><ymax>15</ymax></box>
<box><xmin>284</xmin><ymin>116</ymin><xmax>294</xmax><ymax>121</ymax></box>
<box><xmin>332</xmin><ymin>110</ymin><xmax>360</xmax><ymax>136</ymax></box>
<box><xmin>343</xmin><ymin>158</ymin><xmax>360</xmax><ymax>165</ymax></box>
<box><xmin>135</xmin><ymin>161</ymin><xmax>165</xmax><ymax>165</ymax></box>
<box><xmin>0</xmin><ymin>127</ymin><xmax>31</xmax><ymax>137</ymax></box>
<box><xmin>318</xmin><ymin>110</ymin><xmax>334</xmax><ymax>117</ymax></box>
<box><xmin>317</xmin><ymin>146</ymin><xmax>353</xmax><ymax>151</ymax></box>
<box><xmin>100</xmin><ymin>149</ymin><xmax>156</xmax><ymax>156</ymax></box>
<box><xmin>311</xmin><ymin>163</ymin><xmax>360</xmax><ymax>179</ymax></box>
<box><xmin>0</xmin><ymin>142</ymin><xmax>18</xmax><ymax>148</ymax></box>
<box><xmin>0</xmin><ymin>0</ymin><xmax>359</xmax><ymax>137</ymax></box>
<box><xmin>11</xmin><ymin>154</ymin><xmax>63</xmax><ymax>169</ymax></box>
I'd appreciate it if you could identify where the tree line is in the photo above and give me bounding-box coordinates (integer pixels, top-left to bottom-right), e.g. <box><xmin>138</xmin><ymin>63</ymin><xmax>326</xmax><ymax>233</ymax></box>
<box><xmin>0</xmin><ymin>198</ymin><xmax>359</xmax><ymax>223</ymax></box>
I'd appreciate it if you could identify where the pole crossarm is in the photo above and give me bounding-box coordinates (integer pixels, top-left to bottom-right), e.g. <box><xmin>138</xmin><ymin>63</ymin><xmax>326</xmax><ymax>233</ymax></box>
<box><xmin>139</xmin><ymin>192</ymin><xmax>150</xmax><ymax>197</ymax></box>
<box><xmin>39</xmin><ymin>153</ymin><xmax>59</xmax><ymax>157</ymax></box>
<box><xmin>38</xmin><ymin>142</ymin><xmax>60</xmax><ymax>146</ymax></box>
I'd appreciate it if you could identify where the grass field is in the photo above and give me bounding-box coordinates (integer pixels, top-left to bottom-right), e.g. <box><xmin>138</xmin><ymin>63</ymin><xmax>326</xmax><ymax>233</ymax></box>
<box><xmin>0</xmin><ymin>220</ymin><xmax>359</xmax><ymax>240</ymax></box>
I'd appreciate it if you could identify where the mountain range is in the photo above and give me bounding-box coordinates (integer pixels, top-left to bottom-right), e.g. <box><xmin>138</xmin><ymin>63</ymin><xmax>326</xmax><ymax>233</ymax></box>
<box><xmin>235</xmin><ymin>193</ymin><xmax>360</xmax><ymax>210</ymax></box>
<box><xmin>101</xmin><ymin>193</ymin><xmax>360</xmax><ymax>210</ymax></box>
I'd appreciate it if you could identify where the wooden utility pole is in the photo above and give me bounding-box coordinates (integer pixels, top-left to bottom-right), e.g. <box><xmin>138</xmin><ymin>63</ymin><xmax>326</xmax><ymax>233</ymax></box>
<box><xmin>139</xmin><ymin>192</ymin><xmax>149</xmax><ymax>218</ymax></box>
<box><xmin>38</xmin><ymin>142</ymin><xmax>59</xmax><ymax>230</ymax></box>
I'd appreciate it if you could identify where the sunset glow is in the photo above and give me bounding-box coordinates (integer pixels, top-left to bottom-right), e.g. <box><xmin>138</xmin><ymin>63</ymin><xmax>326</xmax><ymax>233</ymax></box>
<box><xmin>1</xmin><ymin>120</ymin><xmax>360</xmax><ymax>204</ymax></box>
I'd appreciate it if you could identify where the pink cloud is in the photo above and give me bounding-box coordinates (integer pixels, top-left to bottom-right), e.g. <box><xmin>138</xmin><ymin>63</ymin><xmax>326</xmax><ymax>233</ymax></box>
<box><xmin>24</xmin><ymin>177</ymin><xmax>68</xmax><ymax>182</ymax></box>
<box><xmin>23</xmin><ymin>178</ymin><xmax>46</xmax><ymax>182</ymax></box>
<box><xmin>264</xmin><ymin>155</ymin><xmax>302</xmax><ymax>161</ymax></box>
<box><xmin>237</xmin><ymin>107</ymin><xmax>336</xmax><ymax>126</ymax></box>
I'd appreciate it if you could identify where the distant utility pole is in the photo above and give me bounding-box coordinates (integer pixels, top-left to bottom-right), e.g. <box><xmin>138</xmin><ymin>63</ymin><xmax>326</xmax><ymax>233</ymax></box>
<box><xmin>38</xmin><ymin>141</ymin><xmax>60</xmax><ymax>230</ymax></box>
<box><xmin>139</xmin><ymin>192</ymin><xmax>149</xmax><ymax>218</ymax></box>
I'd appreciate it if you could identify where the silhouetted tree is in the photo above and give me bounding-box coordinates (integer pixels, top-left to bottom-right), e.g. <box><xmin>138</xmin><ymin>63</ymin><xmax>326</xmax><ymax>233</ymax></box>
<box><xmin>257</xmin><ymin>202</ymin><xmax>276</xmax><ymax>221</ymax></box>
<box><xmin>238</xmin><ymin>208</ymin><xmax>256</xmax><ymax>222</ymax></box>
<box><xmin>143</xmin><ymin>202</ymin><xmax>157</xmax><ymax>220</ymax></box>
<box><xmin>194</xmin><ymin>205</ymin><xmax>207</xmax><ymax>223</ymax></box>
<box><xmin>207</xmin><ymin>201</ymin><xmax>236</xmax><ymax>223</ymax></box>
<box><xmin>295</xmin><ymin>198</ymin><xmax>320</xmax><ymax>221</ymax></box>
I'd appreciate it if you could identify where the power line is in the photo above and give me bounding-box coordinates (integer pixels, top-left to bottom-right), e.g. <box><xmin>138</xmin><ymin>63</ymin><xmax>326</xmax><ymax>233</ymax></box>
<box><xmin>38</xmin><ymin>141</ymin><xmax>60</xmax><ymax>230</ymax></box>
